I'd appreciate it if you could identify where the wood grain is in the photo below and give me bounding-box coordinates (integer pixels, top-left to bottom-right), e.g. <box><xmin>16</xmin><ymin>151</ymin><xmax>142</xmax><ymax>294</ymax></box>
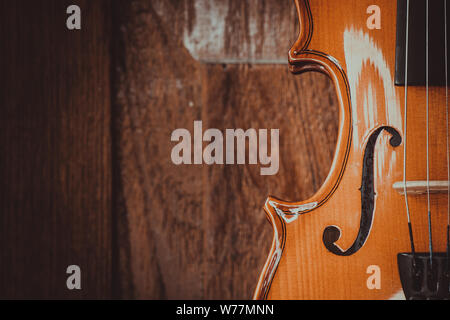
<box><xmin>255</xmin><ymin>0</ymin><xmax>450</xmax><ymax>300</ymax></box>
<box><xmin>0</xmin><ymin>0</ymin><xmax>338</xmax><ymax>299</ymax></box>
<box><xmin>0</xmin><ymin>0</ymin><xmax>112</xmax><ymax>299</ymax></box>
<box><xmin>179</xmin><ymin>0</ymin><xmax>299</xmax><ymax>63</ymax></box>
<box><xmin>112</xmin><ymin>0</ymin><xmax>338</xmax><ymax>299</ymax></box>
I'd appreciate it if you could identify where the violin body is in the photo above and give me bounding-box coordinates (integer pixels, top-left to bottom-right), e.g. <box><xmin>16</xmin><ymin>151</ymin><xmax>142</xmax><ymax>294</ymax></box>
<box><xmin>254</xmin><ymin>0</ymin><xmax>449</xmax><ymax>300</ymax></box>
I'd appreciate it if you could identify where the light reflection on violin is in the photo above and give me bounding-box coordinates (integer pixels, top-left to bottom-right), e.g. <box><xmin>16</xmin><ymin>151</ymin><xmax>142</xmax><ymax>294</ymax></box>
<box><xmin>254</xmin><ymin>0</ymin><xmax>450</xmax><ymax>300</ymax></box>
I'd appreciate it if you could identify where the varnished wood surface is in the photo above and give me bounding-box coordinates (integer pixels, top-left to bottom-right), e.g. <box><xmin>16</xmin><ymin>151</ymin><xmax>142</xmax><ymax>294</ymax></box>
<box><xmin>255</xmin><ymin>0</ymin><xmax>450</xmax><ymax>300</ymax></box>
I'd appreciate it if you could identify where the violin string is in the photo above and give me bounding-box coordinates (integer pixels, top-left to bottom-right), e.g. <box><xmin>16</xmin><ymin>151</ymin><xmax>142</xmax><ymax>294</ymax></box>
<box><xmin>403</xmin><ymin>0</ymin><xmax>416</xmax><ymax>257</ymax></box>
<box><xmin>426</xmin><ymin>0</ymin><xmax>434</xmax><ymax>268</ymax></box>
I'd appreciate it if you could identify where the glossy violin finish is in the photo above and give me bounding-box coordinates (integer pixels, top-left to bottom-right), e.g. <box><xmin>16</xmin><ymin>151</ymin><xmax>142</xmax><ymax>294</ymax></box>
<box><xmin>254</xmin><ymin>0</ymin><xmax>450</xmax><ymax>300</ymax></box>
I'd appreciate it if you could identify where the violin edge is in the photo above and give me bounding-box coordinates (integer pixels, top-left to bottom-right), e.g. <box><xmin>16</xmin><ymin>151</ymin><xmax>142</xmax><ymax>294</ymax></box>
<box><xmin>253</xmin><ymin>0</ymin><xmax>355</xmax><ymax>300</ymax></box>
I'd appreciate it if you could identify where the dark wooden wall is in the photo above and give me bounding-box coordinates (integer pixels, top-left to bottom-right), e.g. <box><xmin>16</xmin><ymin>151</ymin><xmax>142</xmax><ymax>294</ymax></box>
<box><xmin>0</xmin><ymin>0</ymin><xmax>112</xmax><ymax>299</ymax></box>
<box><xmin>0</xmin><ymin>0</ymin><xmax>338</xmax><ymax>299</ymax></box>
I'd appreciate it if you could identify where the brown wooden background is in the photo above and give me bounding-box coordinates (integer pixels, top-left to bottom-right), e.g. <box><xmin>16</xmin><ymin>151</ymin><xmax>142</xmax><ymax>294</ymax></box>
<box><xmin>0</xmin><ymin>0</ymin><xmax>338</xmax><ymax>299</ymax></box>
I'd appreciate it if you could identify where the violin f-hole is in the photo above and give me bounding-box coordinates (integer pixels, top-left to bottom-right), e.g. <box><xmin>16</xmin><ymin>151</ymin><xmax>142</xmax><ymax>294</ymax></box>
<box><xmin>323</xmin><ymin>126</ymin><xmax>402</xmax><ymax>256</ymax></box>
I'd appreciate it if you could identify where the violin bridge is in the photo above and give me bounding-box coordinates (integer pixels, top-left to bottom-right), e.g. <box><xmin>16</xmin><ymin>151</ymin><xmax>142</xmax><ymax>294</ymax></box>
<box><xmin>393</xmin><ymin>181</ymin><xmax>449</xmax><ymax>195</ymax></box>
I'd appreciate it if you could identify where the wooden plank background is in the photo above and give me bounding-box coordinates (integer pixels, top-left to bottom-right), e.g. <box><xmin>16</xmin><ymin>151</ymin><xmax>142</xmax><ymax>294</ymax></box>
<box><xmin>0</xmin><ymin>0</ymin><xmax>338</xmax><ymax>299</ymax></box>
<box><xmin>0</xmin><ymin>0</ymin><xmax>112</xmax><ymax>299</ymax></box>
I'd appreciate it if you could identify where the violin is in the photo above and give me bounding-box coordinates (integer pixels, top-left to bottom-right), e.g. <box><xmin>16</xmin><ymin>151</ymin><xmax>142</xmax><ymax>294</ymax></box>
<box><xmin>254</xmin><ymin>0</ymin><xmax>450</xmax><ymax>300</ymax></box>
